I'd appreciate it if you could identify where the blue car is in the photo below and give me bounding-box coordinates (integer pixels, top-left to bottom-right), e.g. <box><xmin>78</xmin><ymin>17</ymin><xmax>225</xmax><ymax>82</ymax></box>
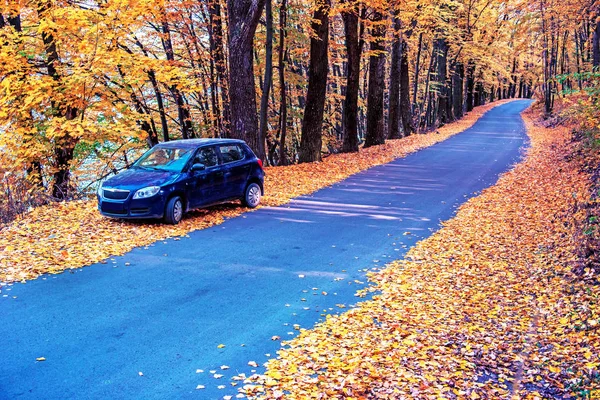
<box><xmin>97</xmin><ymin>139</ymin><xmax>264</xmax><ymax>224</ymax></box>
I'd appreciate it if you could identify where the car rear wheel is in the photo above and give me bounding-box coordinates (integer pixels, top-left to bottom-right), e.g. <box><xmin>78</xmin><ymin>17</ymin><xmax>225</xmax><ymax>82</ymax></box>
<box><xmin>242</xmin><ymin>183</ymin><xmax>261</xmax><ymax>208</ymax></box>
<box><xmin>164</xmin><ymin>196</ymin><xmax>183</xmax><ymax>224</ymax></box>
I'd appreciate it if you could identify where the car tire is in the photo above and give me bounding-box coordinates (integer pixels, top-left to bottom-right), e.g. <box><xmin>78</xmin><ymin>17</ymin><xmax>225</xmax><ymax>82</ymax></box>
<box><xmin>242</xmin><ymin>183</ymin><xmax>261</xmax><ymax>208</ymax></box>
<box><xmin>164</xmin><ymin>196</ymin><xmax>183</xmax><ymax>224</ymax></box>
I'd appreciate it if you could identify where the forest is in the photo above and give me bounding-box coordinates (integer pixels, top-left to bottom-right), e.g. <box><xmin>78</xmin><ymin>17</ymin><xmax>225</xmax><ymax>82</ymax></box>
<box><xmin>0</xmin><ymin>0</ymin><xmax>598</xmax><ymax>220</ymax></box>
<box><xmin>2</xmin><ymin>2</ymin><xmax>600</xmax><ymax>397</ymax></box>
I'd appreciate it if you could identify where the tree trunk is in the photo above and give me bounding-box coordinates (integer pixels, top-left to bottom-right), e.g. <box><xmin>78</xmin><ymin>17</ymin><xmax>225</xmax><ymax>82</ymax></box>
<box><xmin>52</xmin><ymin>105</ymin><xmax>77</xmax><ymax>199</ymax></box>
<box><xmin>452</xmin><ymin>62</ymin><xmax>464</xmax><ymax>119</ymax></box>
<box><xmin>209</xmin><ymin>0</ymin><xmax>231</xmax><ymax>137</ymax></box>
<box><xmin>38</xmin><ymin>3</ymin><xmax>79</xmax><ymax>199</ymax></box>
<box><xmin>465</xmin><ymin>61</ymin><xmax>475</xmax><ymax>112</ymax></box>
<box><xmin>474</xmin><ymin>82</ymin><xmax>483</xmax><ymax>107</ymax></box>
<box><xmin>341</xmin><ymin>1</ymin><xmax>362</xmax><ymax>153</ymax></box>
<box><xmin>6</xmin><ymin>14</ymin><xmax>21</xmax><ymax>31</ymax></box>
<box><xmin>508</xmin><ymin>58</ymin><xmax>517</xmax><ymax>98</ymax></box>
<box><xmin>560</xmin><ymin>30</ymin><xmax>570</xmax><ymax>92</ymax></box>
<box><xmin>412</xmin><ymin>32</ymin><xmax>423</xmax><ymax>113</ymax></box>
<box><xmin>278</xmin><ymin>0</ymin><xmax>288</xmax><ymax>165</ymax></box>
<box><xmin>434</xmin><ymin>37</ymin><xmax>451</xmax><ymax>126</ymax></box>
<box><xmin>364</xmin><ymin>10</ymin><xmax>387</xmax><ymax>148</ymax></box>
<box><xmin>399</xmin><ymin>39</ymin><xmax>413</xmax><ymax>136</ymax></box>
<box><xmin>518</xmin><ymin>78</ymin><xmax>524</xmax><ymax>98</ymax></box>
<box><xmin>298</xmin><ymin>0</ymin><xmax>331</xmax><ymax>163</ymax></box>
<box><xmin>593</xmin><ymin>17</ymin><xmax>600</xmax><ymax>67</ymax></box>
<box><xmin>540</xmin><ymin>1</ymin><xmax>552</xmax><ymax>114</ymax></box>
<box><xmin>148</xmin><ymin>70</ymin><xmax>170</xmax><ymax>142</ymax></box>
<box><xmin>227</xmin><ymin>0</ymin><xmax>267</xmax><ymax>159</ymax></box>
<box><xmin>116</xmin><ymin>66</ymin><xmax>159</xmax><ymax>147</ymax></box>
<box><xmin>421</xmin><ymin>46</ymin><xmax>436</xmax><ymax>131</ymax></box>
<box><xmin>575</xmin><ymin>29</ymin><xmax>583</xmax><ymax>90</ymax></box>
<box><xmin>387</xmin><ymin>13</ymin><xmax>402</xmax><ymax>140</ymax></box>
<box><xmin>206</xmin><ymin>2</ymin><xmax>222</xmax><ymax>136</ymax></box>
<box><xmin>208</xmin><ymin>49</ymin><xmax>221</xmax><ymax>137</ymax></box>
<box><xmin>258</xmin><ymin>0</ymin><xmax>273</xmax><ymax>162</ymax></box>
<box><xmin>162</xmin><ymin>20</ymin><xmax>194</xmax><ymax>139</ymax></box>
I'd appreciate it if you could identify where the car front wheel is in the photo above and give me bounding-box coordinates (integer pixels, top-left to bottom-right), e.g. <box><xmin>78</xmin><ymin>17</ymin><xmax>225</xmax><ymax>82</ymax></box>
<box><xmin>164</xmin><ymin>196</ymin><xmax>183</xmax><ymax>224</ymax></box>
<box><xmin>242</xmin><ymin>183</ymin><xmax>261</xmax><ymax>208</ymax></box>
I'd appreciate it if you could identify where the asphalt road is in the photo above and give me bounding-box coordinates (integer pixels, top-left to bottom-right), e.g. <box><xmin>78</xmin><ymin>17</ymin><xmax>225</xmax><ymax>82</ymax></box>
<box><xmin>0</xmin><ymin>100</ymin><xmax>532</xmax><ymax>399</ymax></box>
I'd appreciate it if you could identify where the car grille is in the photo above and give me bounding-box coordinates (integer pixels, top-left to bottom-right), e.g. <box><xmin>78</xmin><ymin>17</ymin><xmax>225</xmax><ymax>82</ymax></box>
<box><xmin>103</xmin><ymin>188</ymin><xmax>130</xmax><ymax>200</ymax></box>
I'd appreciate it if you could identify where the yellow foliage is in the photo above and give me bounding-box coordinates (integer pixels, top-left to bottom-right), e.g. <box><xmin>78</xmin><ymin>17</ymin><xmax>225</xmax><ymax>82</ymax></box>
<box><xmin>236</xmin><ymin>107</ymin><xmax>599</xmax><ymax>398</ymax></box>
<box><xmin>0</xmin><ymin>100</ymin><xmax>510</xmax><ymax>282</ymax></box>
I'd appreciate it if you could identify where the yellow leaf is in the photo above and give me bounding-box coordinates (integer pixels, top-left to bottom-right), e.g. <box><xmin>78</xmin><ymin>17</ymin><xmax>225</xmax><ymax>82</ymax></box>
<box><xmin>267</xmin><ymin>371</ymin><xmax>283</xmax><ymax>380</ymax></box>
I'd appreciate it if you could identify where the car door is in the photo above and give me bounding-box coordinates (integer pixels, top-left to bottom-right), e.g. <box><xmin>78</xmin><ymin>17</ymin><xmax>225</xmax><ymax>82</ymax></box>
<box><xmin>217</xmin><ymin>144</ymin><xmax>251</xmax><ymax>198</ymax></box>
<box><xmin>187</xmin><ymin>146</ymin><xmax>224</xmax><ymax>208</ymax></box>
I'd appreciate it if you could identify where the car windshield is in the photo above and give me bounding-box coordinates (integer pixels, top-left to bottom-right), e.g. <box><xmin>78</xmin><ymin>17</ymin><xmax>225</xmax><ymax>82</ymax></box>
<box><xmin>133</xmin><ymin>146</ymin><xmax>194</xmax><ymax>172</ymax></box>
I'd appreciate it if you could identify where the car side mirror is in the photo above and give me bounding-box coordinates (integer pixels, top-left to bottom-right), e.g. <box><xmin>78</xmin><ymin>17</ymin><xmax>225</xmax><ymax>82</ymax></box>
<box><xmin>191</xmin><ymin>163</ymin><xmax>206</xmax><ymax>172</ymax></box>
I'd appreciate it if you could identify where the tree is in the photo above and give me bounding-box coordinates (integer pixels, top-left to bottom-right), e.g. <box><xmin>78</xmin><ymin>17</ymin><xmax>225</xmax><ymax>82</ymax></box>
<box><xmin>298</xmin><ymin>0</ymin><xmax>331</xmax><ymax>163</ymax></box>
<box><xmin>388</xmin><ymin>11</ymin><xmax>403</xmax><ymax>140</ymax></box>
<box><xmin>399</xmin><ymin>35</ymin><xmax>414</xmax><ymax>135</ymax></box>
<box><xmin>364</xmin><ymin>9</ymin><xmax>387</xmax><ymax>148</ymax></box>
<box><xmin>434</xmin><ymin>36</ymin><xmax>451</xmax><ymax>126</ymax></box>
<box><xmin>340</xmin><ymin>1</ymin><xmax>365</xmax><ymax>153</ymax></box>
<box><xmin>0</xmin><ymin>0</ymin><xmax>595</xmax><ymax>210</ymax></box>
<box><xmin>161</xmin><ymin>16</ymin><xmax>195</xmax><ymax>139</ymax></box>
<box><xmin>259</xmin><ymin>0</ymin><xmax>274</xmax><ymax>162</ymax></box>
<box><xmin>208</xmin><ymin>0</ymin><xmax>230</xmax><ymax>137</ymax></box>
<box><xmin>389</xmin><ymin>11</ymin><xmax>416</xmax><ymax>139</ymax></box>
<box><xmin>594</xmin><ymin>16</ymin><xmax>600</xmax><ymax>67</ymax></box>
<box><xmin>227</xmin><ymin>0</ymin><xmax>267</xmax><ymax>160</ymax></box>
<box><xmin>277</xmin><ymin>0</ymin><xmax>289</xmax><ymax>165</ymax></box>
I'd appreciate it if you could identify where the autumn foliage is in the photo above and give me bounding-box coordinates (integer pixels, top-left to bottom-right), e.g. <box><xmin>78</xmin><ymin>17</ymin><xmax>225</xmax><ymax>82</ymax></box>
<box><xmin>1</xmin><ymin>0</ymin><xmax>599</xmax><ymax>396</ymax></box>
<box><xmin>239</xmin><ymin>106</ymin><xmax>600</xmax><ymax>399</ymax></box>
<box><xmin>0</xmin><ymin>100</ymin><xmax>508</xmax><ymax>283</ymax></box>
<box><xmin>1</xmin><ymin>0</ymin><xmax>596</xmax><ymax>207</ymax></box>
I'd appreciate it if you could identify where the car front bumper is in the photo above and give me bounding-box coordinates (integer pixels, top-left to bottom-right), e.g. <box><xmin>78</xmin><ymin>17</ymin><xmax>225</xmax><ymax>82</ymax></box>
<box><xmin>97</xmin><ymin>195</ymin><xmax>166</xmax><ymax>220</ymax></box>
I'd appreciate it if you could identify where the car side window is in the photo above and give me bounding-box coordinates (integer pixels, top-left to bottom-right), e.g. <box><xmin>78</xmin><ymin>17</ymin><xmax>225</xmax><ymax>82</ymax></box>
<box><xmin>194</xmin><ymin>147</ymin><xmax>219</xmax><ymax>167</ymax></box>
<box><xmin>218</xmin><ymin>145</ymin><xmax>245</xmax><ymax>164</ymax></box>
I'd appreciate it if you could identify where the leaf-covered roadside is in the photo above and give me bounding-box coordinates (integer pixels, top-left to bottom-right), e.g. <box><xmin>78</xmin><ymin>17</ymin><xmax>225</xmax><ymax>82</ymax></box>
<box><xmin>240</xmin><ymin>109</ymin><xmax>599</xmax><ymax>399</ymax></box>
<box><xmin>0</xmin><ymin>100</ymin><xmax>513</xmax><ymax>284</ymax></box>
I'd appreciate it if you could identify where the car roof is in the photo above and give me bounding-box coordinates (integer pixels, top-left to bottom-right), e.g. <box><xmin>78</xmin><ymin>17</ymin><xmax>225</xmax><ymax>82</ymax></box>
<box><xmin>157</xmin><ymin>138</ymin><xmax>246</xmax><ymax>149</ymax></box>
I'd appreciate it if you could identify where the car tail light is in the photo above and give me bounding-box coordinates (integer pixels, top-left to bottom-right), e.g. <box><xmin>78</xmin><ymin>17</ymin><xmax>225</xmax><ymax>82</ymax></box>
<box><xmin>257</xmin><ymin>158</ymin><xmax>263</xmax><ymax>169</ymax></box>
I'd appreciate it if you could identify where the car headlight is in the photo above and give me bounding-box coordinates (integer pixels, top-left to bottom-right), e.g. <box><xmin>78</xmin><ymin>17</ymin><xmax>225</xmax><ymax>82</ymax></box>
<box><xmin>96</xmin><ymin>181</ymin><xmax>103</xmax><ymax>196</ymax></box>
<box><xmin>133</xmin><ymin>186</ymin><xmax>161</xmax><ymax>199</ymax></box>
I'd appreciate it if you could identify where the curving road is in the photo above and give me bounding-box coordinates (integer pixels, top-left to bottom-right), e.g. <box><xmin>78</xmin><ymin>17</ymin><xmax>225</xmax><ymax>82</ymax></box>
<box><xmin>0</xmin><ymin>100</ymin><xmax>531</xmax><ymax>399</ymax></box>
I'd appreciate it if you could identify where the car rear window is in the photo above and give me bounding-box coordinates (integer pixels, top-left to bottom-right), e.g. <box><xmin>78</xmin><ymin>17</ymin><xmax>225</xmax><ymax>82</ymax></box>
<box><xmin>218</xmin><ymin>145</ymin><xmax>245</xmax><ymax>164</ymax></box>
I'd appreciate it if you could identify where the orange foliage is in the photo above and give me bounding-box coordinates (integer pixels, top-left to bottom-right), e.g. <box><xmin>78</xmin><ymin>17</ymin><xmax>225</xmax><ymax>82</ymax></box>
<box><xmin>239</xmin><ymin>107</ymin><xmax>599</xmax><ymax>398</ymax></box>
<box><xmin>0</xmin><ymin>100</ymin><xmax>511</xmax><ymax>283</ymax></box>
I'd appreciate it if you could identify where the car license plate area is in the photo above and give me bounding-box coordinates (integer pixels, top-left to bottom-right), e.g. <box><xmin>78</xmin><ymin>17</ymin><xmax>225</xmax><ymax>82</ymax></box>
<box><xmin>101</xmin><ymin>202</ymin><xmax>127</xmax><ymax>214</ymax></box>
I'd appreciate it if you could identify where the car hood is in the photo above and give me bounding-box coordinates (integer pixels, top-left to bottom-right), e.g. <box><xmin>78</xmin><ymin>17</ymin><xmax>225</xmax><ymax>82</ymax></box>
<box><xmin>103</xmin><ymin>168</ymin><xmax>180</xmax><ymax>191</ymax></box>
